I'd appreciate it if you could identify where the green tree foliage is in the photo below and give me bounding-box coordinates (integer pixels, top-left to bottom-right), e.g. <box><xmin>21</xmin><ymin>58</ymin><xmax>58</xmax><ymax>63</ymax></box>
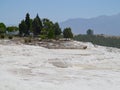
<box><xmin>25</xmin><ymin>13</ymin><xmax>30</xmax><ymax>36</ymax></box>
<box><xmin>18</xmin><ymin>13</ymin><xmax>67</xmax><ymax>39</ymax></box>
<box><xmin>53</xmin><ymin>22</ymin><xmax>62</xmax><ymax>38</ymax></box>
<box><xmin>47</xmin><ymin>29</ymin><xmax>55</xmax><ymax>39</ymax></box>
<box><xmin>19</xmin><ymin>13</ymin><xmax>31</xmax><ymax>36</ymax></box>
<box><xmin>42</xmin><ymin>18</ymin><xmax>55</xmax><ymax>38</ymax></box>
<box><xmin>36</xmin><ymin>14</ymin><xmax>42</xmax><ymax>29</ymax></box>
<box><xmin>42</xmin><ymin>18</ymin><xmax>53</xmax><ymax>31</ymax></box>
<box><xmin>0</xmin><ymin>23</ymin><xmax>6</xmax><ymax>34</ymax></box>
<box><xmin>41</xmin><ymin>18</ymin><xmax>49</xmax><ymax>35</ymax></box>
<box><xmin>6</xmin><ymin>26</ymin><xmax>18</xmax><ymax>32</ymax></box>
<box><xmin>29</xmin><ymin>19</ymin><xmax>33</xmax><ymax>33</ymax></box>
<box><xmin>63</xmin><ymin>27</ymin><xmax>73</xmax><ymax>39</ymax></box>
<box><xmin>19</xmin><ymin>20</ymin><xmax>27</xmax><ymax>36</ymax></box>
<box><xmin>87</xmin><ymin>29</ymin><xmax>94</xmax><ymax>35</ymax></box>
<box><xmin>32</xmin><ymin>14</ymin><xmax>42</xmax><ymax>36</ymax></box>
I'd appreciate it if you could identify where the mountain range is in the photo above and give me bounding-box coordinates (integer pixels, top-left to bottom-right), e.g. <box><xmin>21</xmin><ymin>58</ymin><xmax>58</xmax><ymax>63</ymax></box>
<box><xmin>60</xmin><ymin>13</ymin><xmax>120</xmax><ymax>36</ymax></box>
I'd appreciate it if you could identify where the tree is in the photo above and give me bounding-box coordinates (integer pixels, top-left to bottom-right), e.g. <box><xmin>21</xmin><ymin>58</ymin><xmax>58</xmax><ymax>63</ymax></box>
<box><xmin>7</xmin><ymin>26</ymin><xmax>18</xmax><ymax>32</ymax></box>
<box><xmin>32</xmin><ymin>14</ymin><xmax>42</xmax><ymax>36</ymax></box>
<box><xmin>36</xmin><ymin>14</ymin><xmax>42</xmax><ymax>29</ymax></box>
<box><xmin>42</xmin><ymin>18</ymin><xmax>55</xmax><ymax>38</ymax></box>
<box><xmin>53</xmin><ymin>22</ymin><xmax>62</xmax><ymax>38</ymax></box>
<box><xmin>0</xmin><ymin>23</ymin><xmax>6</xmax><ymax>34</ymax></box>
<box><xmin>87</xmin><ymin>29</ymin><xmax>94</xmax><ymax>35</ymax></box>
<box><xmin>42</xmin><ymin>18</ymin><xmax>53</xmax><ymax>30</ymax></box>
<box><xmin>25</xmin><ymin>13</ymin><xmax>30</xmax><ymax>36</ymax></box>
<box><xmin>18</xmin><ymin>13</ymin><xmax>63</xmax><ymax>39</ymax></box>
<box><xmin>63</xmin><ymin>27</ymin><xmax>73</xmax><ymax>39</ymax></box>
<box><xmin>47</xmin><ymin>29</ymin><xmax>55</xmax><ymax>39</ymax></box>
<box><xmin>19</xmin><ymin>20</ymin><xmax>27</xmax><ymax>36</ymax></box>
<box><xmin>29</xmin><ymin>19</ymin><xmax>33</xmax><ymax>33</ymax></box>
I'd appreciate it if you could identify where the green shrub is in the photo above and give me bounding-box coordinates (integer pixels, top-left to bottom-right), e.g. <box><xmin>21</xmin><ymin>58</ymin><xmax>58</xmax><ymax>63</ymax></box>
<box><xmin>0</xmin><ymin>34</ymin><xmax>5</xmax><ymax>39</ymax></box>
<box><xmin>24</xmin><ymin>38</ymin><xmax>28</xmax><ymax>43</ymax></box>
<box><xmin>28</xmin><ymin>38</ymin><xmax>31</xmax><ymax>43</ymax></box>
<box><xmin>24</xmin><ymin>38</ymin><xmax>32</xmax><ymax>43</ymax></box>
<box><xmin>39</xmin><ymin>35</ymin><xmax>47</xmax><ymax>39</ymax></box>
<box><xmin>8</xmin><ymin>36</ymin><xmax>13</xmax><ymax>39</ymax></box>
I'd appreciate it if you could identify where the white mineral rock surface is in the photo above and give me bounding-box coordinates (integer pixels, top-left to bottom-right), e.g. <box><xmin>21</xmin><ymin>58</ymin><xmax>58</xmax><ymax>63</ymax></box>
<box><xmin>0</xmin><ymin>40</ymin><xmax>120</xmax><ymax>90</ymax></box>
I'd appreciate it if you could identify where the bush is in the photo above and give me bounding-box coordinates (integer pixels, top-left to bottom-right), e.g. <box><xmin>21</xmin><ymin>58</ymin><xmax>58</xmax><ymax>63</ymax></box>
<box><xmin>39</xmin><ymin>35</ymin><xmax>47</xmax><ymax>39</ymax></box>
<box><xmin>63</xmin><ymin>27</ymin><xmax>73</xmax><ymax>39</ymax></box>
<box><xmin>24</xmin><ymin>38</ymin><xmax>32</xmax><ymax>43</ymax></box>
<box><xmin>28</xmin><ymin>38</ymin><xmax>31</xmax><ymax>43</ymax></box>
<box><xmin>0</xmin><ymin>34</ymin><xmax>5</xmax><ymax>39</ymax></box>
<box><xmin>24</xmin><ymin>38</ymin><xmax>28</xmax><ymax>43</ymax></box>
<box><xmin>8</xmin><ymin>36</ymin><xmax>13</xmax><ymax>39</ymax></box>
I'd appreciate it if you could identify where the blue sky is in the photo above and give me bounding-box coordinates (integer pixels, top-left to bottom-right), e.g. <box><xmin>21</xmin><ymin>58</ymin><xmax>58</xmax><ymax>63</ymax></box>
<box><xmin>0</xmin><ymin>0</ymin><xmax>120</xmax><ymax>26</ymax></box>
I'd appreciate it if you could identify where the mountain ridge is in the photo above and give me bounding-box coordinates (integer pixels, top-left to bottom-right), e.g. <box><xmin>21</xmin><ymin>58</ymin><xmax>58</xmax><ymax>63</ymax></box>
<box><xmin>60</xmin><ymin>13</ymin><xmax>120</xmax><ymax>36</ymax></box>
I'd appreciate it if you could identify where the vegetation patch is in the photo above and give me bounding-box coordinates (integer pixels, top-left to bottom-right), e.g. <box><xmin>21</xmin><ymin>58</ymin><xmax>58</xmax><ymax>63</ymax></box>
<box><xmin>74</xmin><ymin>34</ymin><xmax>120</xmax><ymax>48</ymax></box>
<box><xmin>8</xmin><ymin>36</ymin><xmax>13</xmax><ymax>39</ymax></box>
<box><xmin>0</xmin><ymin>34</ymin><xmax>5</xmax><ymax>39</ymax></box>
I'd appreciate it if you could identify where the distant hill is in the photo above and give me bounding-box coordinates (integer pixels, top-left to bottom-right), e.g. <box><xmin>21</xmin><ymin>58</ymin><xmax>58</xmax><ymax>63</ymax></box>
<box><xmin>60</xmin><ymin>13</ymin><xmax>120</xmax><ymax>36</ymax></box>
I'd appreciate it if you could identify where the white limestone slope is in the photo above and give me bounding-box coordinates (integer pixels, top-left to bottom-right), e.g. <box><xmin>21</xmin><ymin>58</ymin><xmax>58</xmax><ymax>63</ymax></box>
<box><xmin>0</xmin><ymin>40</ymin><xmax>120</xmax><ymax>90</ymax></box>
